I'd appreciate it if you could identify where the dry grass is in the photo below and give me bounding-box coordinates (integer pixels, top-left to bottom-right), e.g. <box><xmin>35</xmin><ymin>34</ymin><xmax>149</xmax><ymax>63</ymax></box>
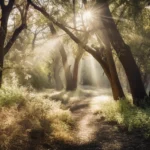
<box><xmin>0</xmin><ymin>87</ymin><xmax>75</xmax><ymax>150</ymax></box>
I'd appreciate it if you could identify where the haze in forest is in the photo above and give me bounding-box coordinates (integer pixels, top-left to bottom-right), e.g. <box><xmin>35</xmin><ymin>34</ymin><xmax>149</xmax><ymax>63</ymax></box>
<box><xmin>0</xmin><ymin>0</ymin><xmax>150</xmax><ymax>149</ymax></box>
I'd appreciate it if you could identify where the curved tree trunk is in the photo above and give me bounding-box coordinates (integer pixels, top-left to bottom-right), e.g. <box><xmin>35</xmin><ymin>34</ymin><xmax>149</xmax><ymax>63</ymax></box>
<box><xmin>96</xmin><ymin>30</ymin><xmax>125</xmax><ymax>99</ymax></box>
<box><xmin>28</xmin><ymin>0</ymin><xmax>125</xmax><ymax>99</ymax></box>
<box><xmin>105</xmin><ymin>48</ymin><xmax>125</xmax><ymax>99</ymax></box>
<box><xmin>88</xmin><ymin>48</ymin><xmax>124</xmax><ymax>100</ymax></box>
<box><xmin>97</xmin><ymin>1</ymin><xmax>147</xmax><ymax>105</ymax></box>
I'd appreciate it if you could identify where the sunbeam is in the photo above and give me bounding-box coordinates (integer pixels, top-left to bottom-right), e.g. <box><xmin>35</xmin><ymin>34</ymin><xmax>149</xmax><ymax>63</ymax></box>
<box><xmin>89</xmin><ymin>55</ymin><xmax>101</xmax><ymax>88</ymax></box>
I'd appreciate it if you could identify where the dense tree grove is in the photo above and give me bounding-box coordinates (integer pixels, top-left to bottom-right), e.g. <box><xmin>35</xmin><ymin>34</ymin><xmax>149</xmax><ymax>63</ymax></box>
<box><xmin>0</xmin><ymin>0</ymin><xmax>150</xmax><ymax>107</ymax></box>
<box><xmin>1</xmin><ymin>0</ymin><xmax>150</xmax><ymax>149</ymax></box>
<box><xmin>27</xmin><ymin>0</ymin><xmax>149</xmax><ymax>106</ymax></box>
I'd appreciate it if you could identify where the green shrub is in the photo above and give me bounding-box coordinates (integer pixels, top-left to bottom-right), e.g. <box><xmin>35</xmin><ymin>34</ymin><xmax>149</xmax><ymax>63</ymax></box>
<box><xmin>0</xmin><ymin>85</ymin><xmax>25</xmax><ymax>107</ymax></box>
<box><xmin>99</xmin><ymin>99</ymin><xmax>150</xmax><ymax>138</ymax></box>
<box><xmin>28</xmin><ymin>66</ymin><xmax>52</xmax><ymax>90</ymax></box>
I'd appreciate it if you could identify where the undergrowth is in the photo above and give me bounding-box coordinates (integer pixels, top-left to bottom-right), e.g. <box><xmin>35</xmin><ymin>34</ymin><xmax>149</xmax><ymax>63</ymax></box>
<box><xmin>0</xmin><ymin>86</ymin><xmax>25</xmax><ymax>107</ymax></box>
<box><xmin>0</xmin><ymin>85</ymin><xmax>75</xmax><ymax>150</ymax></box>
<box><xmin>99</xmin><ymin>99</ymin><xmax>150</xmax><ymax>138</ymax></box>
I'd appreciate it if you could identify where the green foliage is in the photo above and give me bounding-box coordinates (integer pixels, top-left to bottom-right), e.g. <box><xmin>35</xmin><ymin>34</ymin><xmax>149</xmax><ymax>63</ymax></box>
<box><xmin>100</xmin><ymin>99</ymin><xmax>150</xmax><ymax>138</ymax></box>
<box><xmin>115</xmin><ymin>2</ymin><xmax>150</xmax><ymax>90</ymax></box>
<box><xmin>0</xmin><ymin>85</ymin><xmax>25</xmax><ymax>107</ymax></box>
<box><xmin>28</xmin><ymin>66</ymin><xmax>51</xmax><ymax>90</ymax></box>
<box><xmin>4</xmin><ymin>44</ymin><xmax>53</xmax><ymax>90</ymax></box>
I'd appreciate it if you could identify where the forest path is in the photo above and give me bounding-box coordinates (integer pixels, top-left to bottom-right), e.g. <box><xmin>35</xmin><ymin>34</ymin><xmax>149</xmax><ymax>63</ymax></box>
<box><xmin>48</xmin><ymin>87</ymin><xmax>150</xmax><ymax>150</ymax></box>
<box><xmin>69</xmin><ymin>95</ymin><xmax>111</xmax><ymax>144</ymax></box>
<box><xmin>60</xmin><ymin>88</ymin><xmax>150</xmax><ymax>150</ymax></box>
<box><xmin>66</xmin><ymin>95</ymin><xmax>129</xmax><ymax>150</ymax></box>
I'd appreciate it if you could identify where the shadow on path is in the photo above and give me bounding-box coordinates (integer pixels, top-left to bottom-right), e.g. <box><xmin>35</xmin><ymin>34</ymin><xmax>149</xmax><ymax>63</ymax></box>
<box><xmin>60</xmin><ymin>93</ymin><xmax>150</xmax><ymax>150</ymax></box>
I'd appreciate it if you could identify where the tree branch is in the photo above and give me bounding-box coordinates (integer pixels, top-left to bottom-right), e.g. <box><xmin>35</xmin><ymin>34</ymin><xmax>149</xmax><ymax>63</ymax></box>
<box><xmin>0</xmin><ymin>0</ymin><xmax>4</xmax><ymax>8</ymax></box>
<box><xmin>27</xmin><ymin>0</ymin><xmax>96</xmax><ymax>53</ymax></box>
<box><xmin>27</xmin><ymin>0</ymin><xmax>112</xmax><ymax>81</ymax></box>
<box><xmin>8</xmin><ymin>0</ymin><xmax>15</xmax><ymax>8</ymax></box>
<box><xmin>4</xmin><ymin>2</ymin><xmax>29</xmax><ymax>55</ymax></box>
<box><xmin>73</xmin><ymin>0</ymin><xmax>76</xmax><ymax>28</ymax></box>
<box><xmin>4</xmin><ymin>24</ymin><xmax>27</xmax><ymax>55</ymax></box>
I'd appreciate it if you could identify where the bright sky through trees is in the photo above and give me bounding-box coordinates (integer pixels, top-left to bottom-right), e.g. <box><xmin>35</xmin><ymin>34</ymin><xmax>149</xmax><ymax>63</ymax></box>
<box><xmin>83</xmin><ymin>10</ymin><xmax>93</xmax><ymax>21</ymax></box>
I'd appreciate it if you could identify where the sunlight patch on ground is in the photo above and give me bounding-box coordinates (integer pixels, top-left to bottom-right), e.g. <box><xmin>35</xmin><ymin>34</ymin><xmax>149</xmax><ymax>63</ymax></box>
<box><xmin>71</xmin><ymin>88</ymin><xmax>113</xmax><ymax>144</ymax></box>
<box><xmin>49</xmin><ymin>91</ymin><xmax>63</xmax><ymax>97</ymax></box>
<box><xmin>90</xmin><ymin>95</ymin><xmax>112</xmax><ymax>112</ymax></box>
<box><xmin>90</xmin><ymin>95</ymin><xmax>113</xmax><ymax>113</ymax></box>
<box><xmin>76</xmin><ymin>113</ymin><xmax>97</xmax><ymax>143</ymax></box>
<box><xmin>80</xmin><ymin>89</ymin><xmax>100</xmax><ymax>96</ymax></box>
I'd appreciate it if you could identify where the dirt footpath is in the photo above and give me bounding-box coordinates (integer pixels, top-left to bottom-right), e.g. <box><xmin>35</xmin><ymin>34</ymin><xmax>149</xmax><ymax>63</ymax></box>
<box><xmin>62</xmin><ymin>95</ymin><xmax>150</xmax><ymax>150</ymax></box>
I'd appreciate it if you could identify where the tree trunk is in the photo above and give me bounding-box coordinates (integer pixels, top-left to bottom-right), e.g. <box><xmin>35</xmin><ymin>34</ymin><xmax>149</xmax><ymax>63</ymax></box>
<box><xmin>91</xmin><ymin>49</ymin><xmax>124</xmax><ymax>99</ymax></box>
<box><xmin>49</xmin><ymin>23</ymin><xmax>74</xmax><ymax>91</ymax></box>
<box><xmin>0</xmin><ymin>1</ymin><xmax>27</xmax><ymax>87</ymax></box>
<box><xmin>96</xmin><ymin>30</ymin><xmax>125</xmax><ymax>99</ymax></box>
<box><xmin>98</xmin><ymin>1</ymin><xmax>147</xmax><ymax>105</ymax></box>
<box><xmin>32</xmin><ymin>33</ymin><xmax>37</xmax><ymax>51</ymax></box>
<box><xmin>106</xmin><ymin>49</ymin><xmax>125</xmax><ymax>99</ymax></box>
<box><xmin>72</xmin><ymin>52</ymin><xmax>83</xmax><ymax>90</ymax></box>
<box><xmin>0</xmin><ymin>30</ymin><xmax>5</xmax><ymax>86</ymax></box>
<box><xmin>53</xmin><ymin>66</ymin><xmax>63</xmax><ymax>91</ymax></box>
<box><xmin>0</xmin><ymin>8</ymin><xmax>10</xmax><ymax>87</ymax></box>
<box><xmin>105</xmin><ymin>48</ymin><xmax>125</xmax><ymax>99</ymax></box>
<box><xmin>0</xmin><ymin>45</ymin><xmax>4</xmax><ymax>87</ymax></box>
<box><xmin>59</xmin><ymin>45</ymin><xmax>75</xmax><ymax>91</ymax></box>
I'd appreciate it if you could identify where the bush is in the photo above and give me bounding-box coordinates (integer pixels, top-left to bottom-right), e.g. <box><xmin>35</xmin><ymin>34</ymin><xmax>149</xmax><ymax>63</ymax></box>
<box><xmin>0</xmin><ymin>85</ymin><xmax>25</xmax><ymax>107</ymax></box>
<box><xmin>99</xmin><ymin>99</ymin><xmax>150</xmax><ymax>138</ymax></box>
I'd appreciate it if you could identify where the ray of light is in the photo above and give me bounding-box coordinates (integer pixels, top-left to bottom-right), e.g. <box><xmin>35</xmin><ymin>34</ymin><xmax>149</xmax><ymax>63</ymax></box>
<box><xmin>89</xmin><ymin>55</ymin><xmax>100</xmax><ymax>88</ymax></box>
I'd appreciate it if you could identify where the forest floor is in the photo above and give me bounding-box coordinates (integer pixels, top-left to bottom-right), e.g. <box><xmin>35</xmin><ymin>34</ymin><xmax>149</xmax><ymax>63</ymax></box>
<box><xmin>1</xmin><ymin>86</ymin><xmax>150</xmax><ymax>150</ymax></box>
<box><xmin>50</xmin><ymin>87</ymin><xmax>150</xmax><ymax>150</ymax></box>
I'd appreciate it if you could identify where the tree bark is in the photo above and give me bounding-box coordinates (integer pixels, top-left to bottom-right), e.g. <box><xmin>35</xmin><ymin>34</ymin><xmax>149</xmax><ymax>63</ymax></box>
<box><xmin>0</xmin><ymin>3</ymin><xmax>13</xmax><ymax>86</ymax></box>
<box><xmin>49</xmin><ymin>23</ymin><xmax>74</xmax><ymax>90</ymax></box>
<box><xmin>72</xmin><ymin>50</ymin><xmax>83</xmax><ymax>90</ymax></box>
<box><xmin>98</xmin><ymin>1</ymin><xmax>147</xmax><ymax>105</ymax></box>
<box><xmin>96</xmin><ymin>29</ymin><xmax>125</xmax><ymax>99</ymax></box>
<box><xmin>53</xmin><ymin>60</ymin><xmax>63</xmax><ymax>91</ymax></box>
<box><xmin>59</xmin><ymin>44</ymin><xmax>74</xmax><ymax>91</ymax></box>
<box><xmin>106</xmin><ymin>48</ymin><xmax>125</xmax><ymax>99</ymax></box>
